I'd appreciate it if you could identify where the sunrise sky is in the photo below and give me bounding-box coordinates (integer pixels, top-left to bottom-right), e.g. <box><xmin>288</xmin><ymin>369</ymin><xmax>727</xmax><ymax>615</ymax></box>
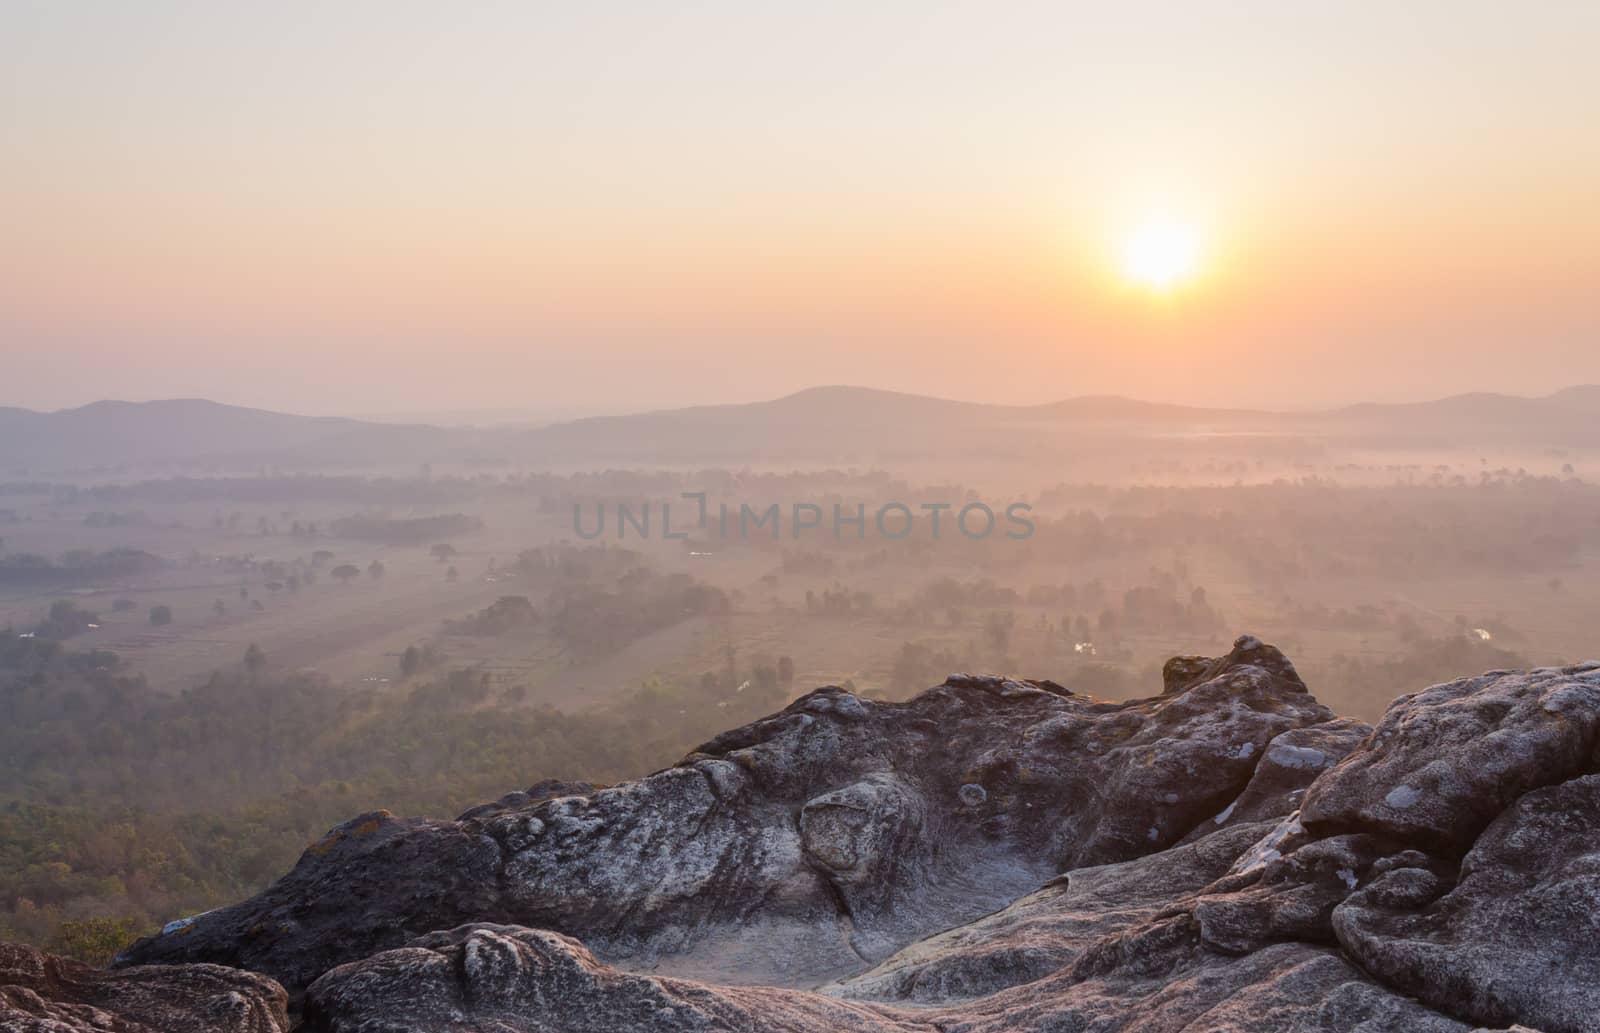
<box><xmin>3</xmin><ymin>2</ymin><xmax>1597</xmax><ymax>417</ymax></box>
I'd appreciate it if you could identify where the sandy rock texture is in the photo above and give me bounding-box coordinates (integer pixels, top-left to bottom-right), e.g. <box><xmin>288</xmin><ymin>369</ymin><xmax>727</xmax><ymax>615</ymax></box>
<box><xmin>0</xmin><ymin>941</ymin><xmax>288</xmax><ymax>1032</ymax></box>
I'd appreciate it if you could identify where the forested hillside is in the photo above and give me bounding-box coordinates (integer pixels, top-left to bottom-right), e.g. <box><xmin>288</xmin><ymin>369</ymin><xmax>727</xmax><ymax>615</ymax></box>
<box><xmin>0</xmin><ymin>631</ymin><xmax>788</xmax><ymax>963</ymax></box>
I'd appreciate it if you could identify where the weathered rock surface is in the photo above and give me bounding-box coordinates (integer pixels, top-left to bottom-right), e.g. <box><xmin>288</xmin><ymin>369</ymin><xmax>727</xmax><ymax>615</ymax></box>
<box><xmin>825</xmin><ymin>817</ymin><xmax>1279</xmax><ymax>1004</ymax></box>
<box><xmin>1335</xmin><ymin>771</ymin><xmax>1600</xmax><ymax>1032</ymax></box>
<box><xmin>1300</xmin><ymin>661</ymin><xmax>1600</xmax><ymax>851</ymax></box>
<box><xmin>0</xmin><ymin>941</ymin><xmax>288</xmax><ymax>1032</ymax></box>
<box><xmin>82</xmin><ymin>641</ymin><xmax>1600</xmax><ymax>1032</ymax></box>
<box><xmin>301</xmin><ymin>923</ymin><xmax>1478</xmax><ymax>1033</ymax></box>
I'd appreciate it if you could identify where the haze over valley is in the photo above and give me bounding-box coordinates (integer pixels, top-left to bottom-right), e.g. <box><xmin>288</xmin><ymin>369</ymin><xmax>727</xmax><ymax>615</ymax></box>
<box><xmin>4</xmin><ymin>382</ymin><xmax>1599</xmax><ymax>997</ymax></box>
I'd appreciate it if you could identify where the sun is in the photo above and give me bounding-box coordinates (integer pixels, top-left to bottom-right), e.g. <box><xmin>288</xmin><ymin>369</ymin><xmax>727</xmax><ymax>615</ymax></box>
<box><xmin>1121</xmin><ymin>219</ymin><xmax>1202</xmax><ymax>292</ymax></box>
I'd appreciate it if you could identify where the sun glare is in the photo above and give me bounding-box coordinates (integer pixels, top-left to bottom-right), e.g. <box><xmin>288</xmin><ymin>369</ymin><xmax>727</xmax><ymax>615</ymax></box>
<box><xmin>1121</xmin><ymin>219</ymin><xmax>1202</xmax><ymax>292</ymax></box>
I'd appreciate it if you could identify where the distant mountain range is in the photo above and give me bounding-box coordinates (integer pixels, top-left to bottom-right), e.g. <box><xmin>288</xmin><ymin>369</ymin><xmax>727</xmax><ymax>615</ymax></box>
<box><xmin>2</xmin><ymin>386</ymin><xmax>1597</xmax><ymax>474</ymax></box>
<box><xmin>0</xmin><ymin>399</ymin><xmax>449</xmax><ymax>473</ymax></box>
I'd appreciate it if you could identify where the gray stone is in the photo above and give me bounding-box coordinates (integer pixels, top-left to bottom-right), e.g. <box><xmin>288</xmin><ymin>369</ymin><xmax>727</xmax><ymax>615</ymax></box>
<box><xmin>1335</xmin><ymin>774</ymin><xmax>1600</xmax><ymax>1033</ymax></box>
<box><xmin>1300</xmin><ymin>663</ymin><xmax>1600</xmax><ymax>851</ymax></box>
<box><xmin>0</xmin><ymin>941</ymin><xmax>288</xmax><ymax>1032</ymax></box>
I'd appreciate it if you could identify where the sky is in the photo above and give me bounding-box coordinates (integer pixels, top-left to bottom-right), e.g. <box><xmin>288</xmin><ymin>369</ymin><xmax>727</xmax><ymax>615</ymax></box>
<box><xmin>2</xmin><ymin>1</ymin><xmax>1597</xmax><ymax>418</ymax></box>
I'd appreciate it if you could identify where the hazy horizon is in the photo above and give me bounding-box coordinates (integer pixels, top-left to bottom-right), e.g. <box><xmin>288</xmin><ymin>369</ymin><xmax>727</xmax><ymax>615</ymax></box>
<box><xmin>4</xmin><ymin>2</ymin><xmax>1597</xmax><ymax>416</ymax></box>
<box><xmin>8</xmin><ymin>380</ymin><xmax>1600</xmax><ymax>426</ymax></box>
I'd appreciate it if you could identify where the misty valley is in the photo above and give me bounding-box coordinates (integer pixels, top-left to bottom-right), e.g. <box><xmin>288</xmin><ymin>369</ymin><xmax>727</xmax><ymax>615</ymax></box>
<box><xmin>4</xmin><ymin>6</ymin><xmax>1599</xmax><ymax>1025</ymax></box>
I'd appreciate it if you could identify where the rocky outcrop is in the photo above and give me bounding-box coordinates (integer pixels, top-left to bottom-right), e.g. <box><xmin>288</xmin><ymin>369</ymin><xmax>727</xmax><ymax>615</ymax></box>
<box><xmin>0</xmin><ymin>941</ymin><xmax>288</xmax><ymax>1032</ymax></box>
<box><xmin>52</xmin><ymin>642</ymin><xmax>1599</xmax><ymax>1032</ymax></box>
<box><xmin>1300</xmin><ymin>662</ymin><xmax>1600</xmax><ymax>850</ymax></box>
<box><xmin>300</xmin><ymin>924</ymin><xmax>1479</xmax><ymax>1033</ymax></box>
<box><xmin>825</xmin><ymin>816</ymin><xmax>1279</xmax><ymax>1004</ymax></box>
<box><xmin>1334</xmin><ymin>772</ymin><xmax>1600</xmax><ymax>1032</ymax></box>
<box><xmin>118</xmin><ymin>635</ymin><xmax>1335</xmax><ymax>997</ymax></box>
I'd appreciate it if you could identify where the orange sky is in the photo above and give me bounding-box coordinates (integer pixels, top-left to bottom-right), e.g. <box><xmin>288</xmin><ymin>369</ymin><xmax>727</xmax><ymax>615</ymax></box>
<box><xmin>2</xmin><ymin>2</ymin><xmax>1597</xmax><ymax>417</ymax></box>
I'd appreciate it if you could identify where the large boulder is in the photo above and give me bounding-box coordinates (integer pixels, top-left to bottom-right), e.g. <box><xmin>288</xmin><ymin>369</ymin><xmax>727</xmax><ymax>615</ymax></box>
<box><xmin>119</xmin><ymin>635</ymin><xmax>1335</xmax><ymax>999</ymax></box>
<box><xmin>1300</xmin><ymin>662</ymin><xmax>1600</xmax><ymax>851</ymax></box>
<box><xmin>1335</xmin><ymin>773</ymin><xmax>1600</xmax><ymax>1033</ymax></box>
<box><xmin>299</xmin><ymin>922</ymin><xmax>1479</xmax><ymax>1033</ymax></box>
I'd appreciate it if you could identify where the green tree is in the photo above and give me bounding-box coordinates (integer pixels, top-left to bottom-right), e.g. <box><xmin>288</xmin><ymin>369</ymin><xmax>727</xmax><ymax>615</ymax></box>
<box><xmin>983</xmin><ymin>609</ymin><xmax>1015</xmax><ymax>654</ymax></box>
<box><xmin>57</xmin><ymin>917</ymin><xmax>141</xmax><ymax>967</ymax></box>
<box><xmin>243</xmin><ymin>643</ymin><xmax>266</xmax><ymax>678</ymax></box>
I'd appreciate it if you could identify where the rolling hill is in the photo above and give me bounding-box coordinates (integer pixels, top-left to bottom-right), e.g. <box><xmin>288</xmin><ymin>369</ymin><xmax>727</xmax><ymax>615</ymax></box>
<box><xmin>2</xmin><ymin>385</ymin><xmax>1596</xmax><ymax>474</ymax></box>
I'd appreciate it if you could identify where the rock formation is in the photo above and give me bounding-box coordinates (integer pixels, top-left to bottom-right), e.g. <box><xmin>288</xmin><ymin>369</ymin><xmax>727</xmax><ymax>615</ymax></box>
<box><xmin>8</xmin><ymin>637</ymin><xmax>1599</xmax><ymax>1031</ymax></box>
<box><xmin>0</xmin><ymin>940</ymin><xmax>288</xmax><ymax>1032</ymax></box>
<box><xmin>115</xmin><ymin>635</ymin><xmax>1339</xmax><ymax>996</ymax></box>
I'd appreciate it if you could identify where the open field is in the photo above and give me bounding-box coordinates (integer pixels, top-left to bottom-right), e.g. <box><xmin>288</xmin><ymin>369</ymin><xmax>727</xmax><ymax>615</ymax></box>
<box><xmin>5</xmin><ymin>457</ymin><xmax>1597</xmax><ymax>724</ymax></box>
